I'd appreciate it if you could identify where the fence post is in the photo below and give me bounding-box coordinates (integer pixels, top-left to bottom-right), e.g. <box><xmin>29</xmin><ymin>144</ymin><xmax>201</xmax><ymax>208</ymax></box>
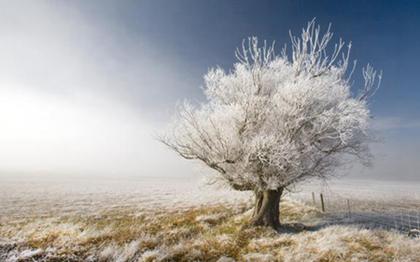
<box><xmin>400</xmin><ymin>211</ymin><xmax>405</xmax><ymax>231</ymax></box>
<box><xmin>312</xmin><ymin>192</ymin><xmax>316</xmax><ymax>206</ymax></box>
<box><xmin>394</xmin><ymin>214</ymin><xmax>398</xmax><ymax>231</ymax></box>
<box><xmin>320</xmin><ymin>193</ymin><xmax>325</xmax><ymax>212</ymax></box>
<box><xmin>346</xmin><ymin>199</ymin><xmax>351</xmax><ymax>219</ymax></box>
<box><xmin>408</xmin><ymin>212</ymin><xmax>412</xmax><ymax>230</ymax></box>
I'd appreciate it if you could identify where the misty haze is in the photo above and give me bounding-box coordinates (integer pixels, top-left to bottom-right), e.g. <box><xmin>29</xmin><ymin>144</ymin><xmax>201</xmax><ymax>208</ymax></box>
<box><xmin>0</xmin><ymin>1</ymin><xmax>419</xmax><ymax>262</ymax></box>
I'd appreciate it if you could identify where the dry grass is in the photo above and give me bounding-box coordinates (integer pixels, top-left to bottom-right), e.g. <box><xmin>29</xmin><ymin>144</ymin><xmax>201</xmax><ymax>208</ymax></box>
<box><xmin>1</xmin><ymin>198</ymin><xmax>419</xmax><ymax>262</ymax></box>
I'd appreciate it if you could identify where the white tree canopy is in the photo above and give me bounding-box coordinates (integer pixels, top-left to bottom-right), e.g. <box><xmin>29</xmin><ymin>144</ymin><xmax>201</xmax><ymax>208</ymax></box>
<box><xmin>162</xmin><ymin>20</ymin><xmax>381</xmax><ymax>192</ymax></box>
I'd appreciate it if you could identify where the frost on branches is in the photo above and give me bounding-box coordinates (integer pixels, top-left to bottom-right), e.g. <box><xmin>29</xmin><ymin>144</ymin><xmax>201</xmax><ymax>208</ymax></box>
<box><xmin>161</xmin><ymin>20</ymin><xmax>381</xmax><ymax>229</ymax></box>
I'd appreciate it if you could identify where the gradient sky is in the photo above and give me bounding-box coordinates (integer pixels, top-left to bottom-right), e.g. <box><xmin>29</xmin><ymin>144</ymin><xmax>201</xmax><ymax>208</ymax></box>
<box><xmin>0</xmin><ymin>0</ymin><xmax>419</xmax><ymax>180</ymax></box>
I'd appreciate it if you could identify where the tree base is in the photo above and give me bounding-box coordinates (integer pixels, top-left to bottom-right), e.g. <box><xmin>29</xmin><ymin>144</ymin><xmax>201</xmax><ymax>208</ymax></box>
<box><xmin>249</xmin><ymin>188</ymin><xmax>283</xmax><ymax>230</ymax></box>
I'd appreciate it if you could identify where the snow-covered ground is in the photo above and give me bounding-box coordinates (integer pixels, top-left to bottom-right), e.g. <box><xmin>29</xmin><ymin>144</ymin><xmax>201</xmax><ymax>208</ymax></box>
<box><xmin>295</xmin><ymin>178</ymin><xmax>420</xmax><ymax>202</ymax></box>
<box><xmin>0</xmin><ymin>175</ymin><xmax>251</xmax><ymax>220</ymax></box>
<box><xmin>293</xmin><ymin>178</ymin><xmax>420</xmax><ymax>233</ymax></box>
<box><xmin>1</xmin><ymin>175</ymin><xmax>418</xmax><ymax>221</ymax></box>
<box><xmin>1</xmin><ymin>175</ymin><xmax>419</xmax><ymax>261</ymax></box>
<box><xmin>0</xmin><ymin>176</ymin><xmax>418</xmax><ymax>214</ymax></box>
<box><xmin>291</xmin><ymin>178</ymin><xmax>420</xmax><ymax>213</ymax></box>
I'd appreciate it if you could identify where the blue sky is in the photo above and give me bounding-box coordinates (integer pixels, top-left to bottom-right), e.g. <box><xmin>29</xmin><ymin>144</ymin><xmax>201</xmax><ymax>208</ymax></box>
<box><xmin>0</xmin><ymin>1</ymin><xmax>418</xmax><ymax>180</ymax></box>
<box><xmin>78</xmin><ymin>0</ymin><xmax>419</xmax><ymax>120</ymax></box>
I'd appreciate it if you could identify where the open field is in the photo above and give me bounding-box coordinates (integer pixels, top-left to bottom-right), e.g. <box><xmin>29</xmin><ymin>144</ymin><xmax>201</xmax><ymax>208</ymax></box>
<box><xmin>0</xmin><ymin>176</ymin><xmax>419</xmax><ymax>261</ymax></box>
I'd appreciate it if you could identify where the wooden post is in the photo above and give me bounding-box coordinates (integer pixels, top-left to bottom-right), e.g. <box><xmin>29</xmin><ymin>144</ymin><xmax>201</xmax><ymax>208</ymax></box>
<box><xmin>400</xmin><ymin>212</ymin><xmax>404</xmax><ymax>231</ymax></box>
<box><xmin>320</xmin><ymin>193</ymin><xmax>325</xmax><ymax>212</ymax></box>
<box><xmin>408</xmin><ymin>212</ymin><xmax>411</xmax><ymax>230</ymax></box>
<box><xmin>346</xmin><ymin>199</ymin><xmax>351</xmax><ymax>218</ymax></box>
<box><xmin>312</xmin><ymin>192</ymin><xmax>316</xmax><ymax>206</ymax></box>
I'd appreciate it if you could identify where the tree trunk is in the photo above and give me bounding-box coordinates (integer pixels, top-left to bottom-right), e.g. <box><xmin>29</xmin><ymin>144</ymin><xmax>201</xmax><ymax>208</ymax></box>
<box><xmin>250</xmin><ymin>188</ymin><xmax>283</xmax><ymax>230</ymax></box>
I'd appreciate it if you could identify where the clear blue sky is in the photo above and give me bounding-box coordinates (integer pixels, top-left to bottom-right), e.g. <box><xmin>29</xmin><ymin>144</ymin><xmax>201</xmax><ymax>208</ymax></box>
<box><xmin>0</xmin><ymin>0</ymin><xmax>418</xmax><ymax>180</ymax></box>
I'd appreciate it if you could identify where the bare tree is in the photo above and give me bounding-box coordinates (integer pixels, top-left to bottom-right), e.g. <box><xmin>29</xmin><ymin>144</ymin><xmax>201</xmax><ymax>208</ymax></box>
<box><xmin>161</xmin><ymin>20</ymin><xmax>381</xmax><ymax>230</ymax></box>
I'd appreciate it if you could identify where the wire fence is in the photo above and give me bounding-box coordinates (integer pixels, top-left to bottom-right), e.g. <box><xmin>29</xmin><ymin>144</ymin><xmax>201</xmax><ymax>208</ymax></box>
<box><xmin>292</xmin><ymin>182</ymin><xmax>420</xmax><ymax>237</ymax></box>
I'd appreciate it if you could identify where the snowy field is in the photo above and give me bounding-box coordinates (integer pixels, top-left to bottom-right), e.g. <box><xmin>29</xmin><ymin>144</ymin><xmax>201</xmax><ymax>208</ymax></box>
<box><xmin>294</xmin><ymin>179</ymin><xmax>420</xmax><ymax>233</ymax></box>
<box><xmin>0</xmin><ymin>176</ymin><xmax>251</xmax><ymax>220</ymax></box>
<box><xmin>0</xmin><ymin>175</ymin><xmax>419</xmax><ymax>261</ymax></box>
<box><xmin>1</xmin><ymin>175</ymin><xmax>419</xmax><ymax>220</ymax></box>
<box><xmin>297</xmin><ymin>178</ymin><xmax>420</xmax><ymax>202</ymax></box>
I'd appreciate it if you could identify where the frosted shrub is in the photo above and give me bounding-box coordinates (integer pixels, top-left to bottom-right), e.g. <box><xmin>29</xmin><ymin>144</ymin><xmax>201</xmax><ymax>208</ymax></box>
<box><xmin>163</xmin><ymin>20</ymin><xmax>381</xmax><ymax>229</ymax></box>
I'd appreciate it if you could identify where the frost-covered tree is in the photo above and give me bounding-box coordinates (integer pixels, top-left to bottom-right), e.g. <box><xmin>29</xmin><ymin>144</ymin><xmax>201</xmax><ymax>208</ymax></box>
<box><xmin>161</xmin><ymin>20</ymin><xmax>381</xmax><ymax>230</ymax></box>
